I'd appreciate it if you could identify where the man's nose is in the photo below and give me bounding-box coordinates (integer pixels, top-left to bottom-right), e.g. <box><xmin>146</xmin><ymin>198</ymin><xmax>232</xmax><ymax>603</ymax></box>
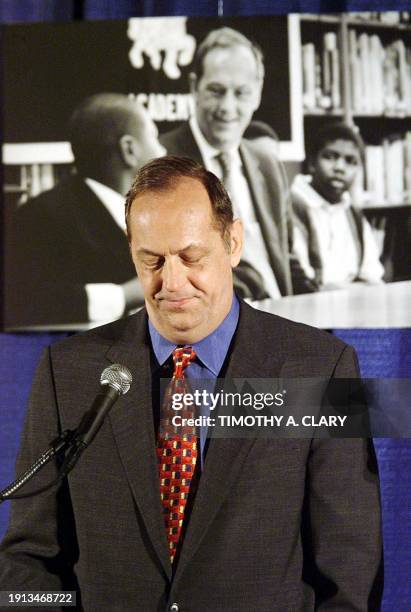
<box><xmin>161</xmin><ymin>258</ymin><xmax>187</xmax><ymax>292</ymax></box>
<box><xmin>216</xmin><ymin>90</ymin><xmax>237</xmax><ymax>116</ymax></box>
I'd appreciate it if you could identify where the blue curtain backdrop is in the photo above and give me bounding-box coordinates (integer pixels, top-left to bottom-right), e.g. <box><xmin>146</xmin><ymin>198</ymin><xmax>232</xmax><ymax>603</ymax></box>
<box><xmin>2</xmin><ymin>0</ymin><xmax>411</xmax><ymax>21</ymax></box>
<box><xmin>0</xmin><ymin>1</ymin><xmax>410</xmax><ymax>610</ymax></box>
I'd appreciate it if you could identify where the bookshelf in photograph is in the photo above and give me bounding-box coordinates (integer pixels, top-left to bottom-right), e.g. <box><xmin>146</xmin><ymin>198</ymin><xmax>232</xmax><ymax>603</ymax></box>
<box><xmin>300</xmin><ymin>11</ymin><xmax>411</xmax><ymax>281</ymax></box>
<box><xmin>2</xmin><ymin>143</ymin><xmax>74</xmax><ymax>208</ymax></box>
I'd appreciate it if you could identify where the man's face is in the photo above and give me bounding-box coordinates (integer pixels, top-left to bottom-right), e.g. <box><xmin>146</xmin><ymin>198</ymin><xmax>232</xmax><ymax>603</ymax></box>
<box><xmin>191</xmin><ymin>45</ymin><xmax>263</xmax><ymax>152</ymax></box>
<box><xmin>128</xmin><ymin>177</ymin><xmax>243</xmax><ymax>344</ymax></box>
<box><xmin>312</xmin><ymin>139</ymin><xmax>361</xmax><ymax>203</ymax></box>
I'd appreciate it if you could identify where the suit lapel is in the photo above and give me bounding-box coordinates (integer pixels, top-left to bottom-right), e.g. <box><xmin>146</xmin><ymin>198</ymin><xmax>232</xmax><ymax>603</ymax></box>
<box><xmin>240</xmin><ymin>143</ymin><xmax>280</xmax><ymax>248</ymax></box>
<box><xmin>240</xmin><ymin>143</ymin><xmax>290</xmax><ymax>295</ymax></box>
<box><xmin>161</xmin><ymin>123</ymin><xmax>204</xmax><ymax>164</ymax></box>
<box><xmin>105</xmin><ymin>312</ymin><xmax>172</xmax><ymax>579</ymax></box>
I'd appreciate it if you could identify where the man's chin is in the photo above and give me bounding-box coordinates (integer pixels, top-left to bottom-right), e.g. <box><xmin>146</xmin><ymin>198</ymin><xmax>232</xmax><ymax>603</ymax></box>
<box><xmin>149</xmin><ymin>300</ymin><xmax>200</xmax><ymax>329</ymax></box>
<box><xmin>159</xmin><ymin>312</ymin><xmax>206</xmax><ymax>344</ymax></box>
<box><xmin>209</xmin><ymin>128</ymin><xmax>241</xmax><ymax>151</ymax></box>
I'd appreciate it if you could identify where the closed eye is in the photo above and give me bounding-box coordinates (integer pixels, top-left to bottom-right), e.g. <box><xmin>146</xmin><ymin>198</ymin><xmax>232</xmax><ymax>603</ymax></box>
<box><xmin>181</xmin><ymin>255</ymin><xmax>202</xmax><ymax>264</ymax></box>
<box><xmin>142</xmin><ymin>256</ymin><xmax>164</xmax><ymax>270</ymax></box>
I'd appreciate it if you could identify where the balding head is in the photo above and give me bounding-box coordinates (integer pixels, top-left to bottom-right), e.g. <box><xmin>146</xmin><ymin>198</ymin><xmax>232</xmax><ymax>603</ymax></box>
<box><xmin>69</xmin><ymin>93</ymin><xmax>164</xmax><ymax>179</ymax></box>
<box><xmin>192</xmin><ymin>27</ymin><xmax>265</xmax><ymax>83</ymax></box>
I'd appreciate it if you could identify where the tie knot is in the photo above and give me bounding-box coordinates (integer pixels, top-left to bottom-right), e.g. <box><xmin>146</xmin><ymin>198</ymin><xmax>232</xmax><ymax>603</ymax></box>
<box><xmin>172</xmin><ymin>346</ymin><xmax>196</xmax><ymax>378</ymax></box>
<box><xmin>216</xmin><ymin>151</ymin><xmax>233</xmax><ymax>180</ymax></box>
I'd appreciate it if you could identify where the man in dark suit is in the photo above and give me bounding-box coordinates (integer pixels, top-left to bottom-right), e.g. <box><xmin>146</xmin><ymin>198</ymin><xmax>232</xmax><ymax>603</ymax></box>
<box><xmin>160</xmin><ymin>27</ymin><xmax>293</xmax><ymax>300</ymax></box>
<box><xmin>0</xmin><ymin>157</ymin><xmax>382</xmax><ymax>610</ymax></box>
<box><xmin>5</xmin><ymin>93</ymin><xmax>165</xmax><ymax>328</ymax></box>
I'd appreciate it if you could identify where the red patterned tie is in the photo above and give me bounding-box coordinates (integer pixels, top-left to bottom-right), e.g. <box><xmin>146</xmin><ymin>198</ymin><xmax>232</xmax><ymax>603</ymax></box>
<box><xmin>156</xmin><ymin>346</ymin><xmax>198</xmax><ymax>564</ymax></box>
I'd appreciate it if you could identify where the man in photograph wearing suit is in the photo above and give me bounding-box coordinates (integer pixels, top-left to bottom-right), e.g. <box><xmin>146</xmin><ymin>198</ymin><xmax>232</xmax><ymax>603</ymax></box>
<box><xmin>0</xmin><ymin>156</ymin><xmax>382</xmax><ymax>610</ymax></box>
<box><xmin>5</xmin><ymin>93</ymin><xmax>165</xmax><ymax>327</ymax></box>
<box><xmin>161</xmin><ymin>27</ymin><xmax>293</xmax><ymax>300</ymax></box>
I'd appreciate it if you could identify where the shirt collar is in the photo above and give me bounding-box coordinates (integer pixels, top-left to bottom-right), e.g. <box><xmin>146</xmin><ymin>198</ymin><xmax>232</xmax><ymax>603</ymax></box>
<box><xmin>149</xmin><ymin>295</ymin><xmax>240</xmax><ymax>376</ymax></box>
<box><xmin>189</xmin><ymin>116</ymin><xmax>241</xmax><ymax>168</ymax></box>
<box><xmin>84</xmin><ymin>177</ymin><xmax>127</xmax><ymax>231</ymax></box>
<box><xmin>292</xmin><ymin>174</ymin><xmax>351</xmax><ymax>211</ymax></box>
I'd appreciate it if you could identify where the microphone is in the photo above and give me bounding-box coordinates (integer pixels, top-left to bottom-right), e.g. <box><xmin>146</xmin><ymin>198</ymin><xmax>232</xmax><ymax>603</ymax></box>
<box><xmin>0</xmin><ymin>364</ymin><xmax>133</xmax><ymax>502</ymax></box>
<box><xmin>60</xmin><ymin>363</ymin><xmax>132</xmax><ymax>476</ymax></box>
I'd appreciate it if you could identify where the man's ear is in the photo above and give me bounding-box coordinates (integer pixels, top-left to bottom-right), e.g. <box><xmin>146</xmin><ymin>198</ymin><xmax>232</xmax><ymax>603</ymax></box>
<box><xmin>119</xmin><ymin>134</ymin><xmax>140</xmax><ymax>168</ymax></box>
<box><xmin>229</xmin><ymin>219</ymin><xmax>243</xmax><ymax>268</ymax></box>
<box><xmin>252</xmin><ymin>79</ymin><xmax>264</xmax><ymax>112</ymax></box>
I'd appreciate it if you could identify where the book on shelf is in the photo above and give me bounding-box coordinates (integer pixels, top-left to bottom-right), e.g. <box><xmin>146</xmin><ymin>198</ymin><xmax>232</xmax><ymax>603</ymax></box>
<box><xmin>364</xmin><ymin>146</ymin><xmax>385</xmax><ymax>205</ymax></box>
<box><xmin>302</xmin><ymin>32</ymin><xmax>341</xmax><ymax>113</ymax></box>
<box><xmin>384</xmin><ymin>138</ymin><xmax>404</xmax><ymax>204</ymax></box>
<box><xmin>302</xmin><ymin>42</ymin><xmax>316</xmax><ymax>110</ymax></box>
<box><xmin>348</xmin><ymin>30</ymin><xmax>411</xmax><ymax>116</ymax></box>
<box><xmin>361</xmin><ymin>132</ymin><xmax>411</xmax><ymax>206</ymax></box>
<box><xmin>323</xmin><ymin>32</ymin><xmax>341</xmax><ymax>110</ymax></box>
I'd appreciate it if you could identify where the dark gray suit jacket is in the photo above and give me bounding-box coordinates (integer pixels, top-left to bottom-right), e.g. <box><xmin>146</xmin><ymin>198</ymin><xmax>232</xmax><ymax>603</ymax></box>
<box><xmin>160</xmin><ymin>123</ymin><xmax>293</xmax><ymax>297</ymax></box>
<box><xmin>0</xmin><ymin>302</ymin><xmax>382</xmax><ymax>611</ymax></box>
<box><xmin>5</xmin><ymin>175</ymin><xmax>135</xmax><ymax>327</ymax></box>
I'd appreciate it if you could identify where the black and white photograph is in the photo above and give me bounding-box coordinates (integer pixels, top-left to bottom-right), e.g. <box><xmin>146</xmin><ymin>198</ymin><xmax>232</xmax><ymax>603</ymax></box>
<box><xmin>2</xmin><ymin>12</ymin><xmax>411</xmax><ymax>330</ymax></box>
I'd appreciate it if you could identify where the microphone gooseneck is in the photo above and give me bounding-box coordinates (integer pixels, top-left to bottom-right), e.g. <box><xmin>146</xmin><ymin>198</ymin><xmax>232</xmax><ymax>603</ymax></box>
<box><xmin>0</xmin><ymin>363</ymin><xmax>133</xmax><ymax>503</ymax></box>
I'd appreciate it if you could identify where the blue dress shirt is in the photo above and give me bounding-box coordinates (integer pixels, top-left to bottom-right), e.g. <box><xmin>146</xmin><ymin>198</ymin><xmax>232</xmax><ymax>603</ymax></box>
<box><xmin>148</xmin><ymin>296</ymin><xmax>240</xmax><ymax>466</ymax></box>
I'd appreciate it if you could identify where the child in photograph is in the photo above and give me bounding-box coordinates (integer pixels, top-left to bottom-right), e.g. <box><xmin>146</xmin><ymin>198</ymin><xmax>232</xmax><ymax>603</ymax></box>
<box><xmin>291</xmin><ymin>123</ymin><xmax>384</xmax><ymax>290</ymax></box>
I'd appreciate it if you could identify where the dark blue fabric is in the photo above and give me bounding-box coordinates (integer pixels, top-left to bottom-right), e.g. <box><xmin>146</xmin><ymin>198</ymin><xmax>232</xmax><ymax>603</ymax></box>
<box><xmin>83</xmin><ymin>0</ymin><xmax>219</xmax><ymax>19</ymax></box>
<box><xmin>0</xmin><ymin>1</ymin><xmax>410</xmax><ymax>610</ymax></box>
<box><xmin>334</xmin><ymin>329</ymin><xmax>411</xmax><ymax>611</ymax></box>
<box><xmin>334</xmin><ymin>329</ymin><xmax>411</xmax><ymax>379</ymax></box>
<box><xmin>373</xmin><ymin>438</ymin><xmax>411</xmax><ymax>611</ymax></box>
<box><xmin>221</xmin><ymin>0</ymin><xmax>411</xmax><ymax>14</ymax></box>
<box><xmin>2</xmin><ymin>1</ymin><xmax>409</xmax><ymax>23</ymax></box>
<box><xmin>0</xmin><ymin>0</ymin><xmax>74</xmax><ymax>23</ymax></box>
<box><xmin>0</xmin><ymin>333</ymin><xmax>67</xmax><ymax>541</ymax></box>
<box><xmin>83</xmin><ymin>0</ymin><xmax>411</xmax><ymax>19</ymax></box>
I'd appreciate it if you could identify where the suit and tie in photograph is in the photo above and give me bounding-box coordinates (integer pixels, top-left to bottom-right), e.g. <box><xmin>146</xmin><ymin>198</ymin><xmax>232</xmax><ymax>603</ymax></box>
<box><xmin>160</xmin><ymin>27</ymin><xmax>294</xmax><ymax>301</ymax></box>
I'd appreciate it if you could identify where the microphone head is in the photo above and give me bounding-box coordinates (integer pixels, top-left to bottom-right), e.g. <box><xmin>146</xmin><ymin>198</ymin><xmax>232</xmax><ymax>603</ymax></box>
<box><xmin>100</xmin><ymin>364</ymin><xmax>132</xmax><ymax>395</ymax></box>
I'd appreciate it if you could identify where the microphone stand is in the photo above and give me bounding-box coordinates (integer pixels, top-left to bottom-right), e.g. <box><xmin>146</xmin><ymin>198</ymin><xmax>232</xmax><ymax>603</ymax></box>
<box><xmin>0</xmin><ymin>363</ymin><xmax>132</xmax><ymax>505</ymax></box>
<box><xmin>0</xmin><ymin>430</ymin><xmax>77</xmax><ymax>504</ymax></box>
